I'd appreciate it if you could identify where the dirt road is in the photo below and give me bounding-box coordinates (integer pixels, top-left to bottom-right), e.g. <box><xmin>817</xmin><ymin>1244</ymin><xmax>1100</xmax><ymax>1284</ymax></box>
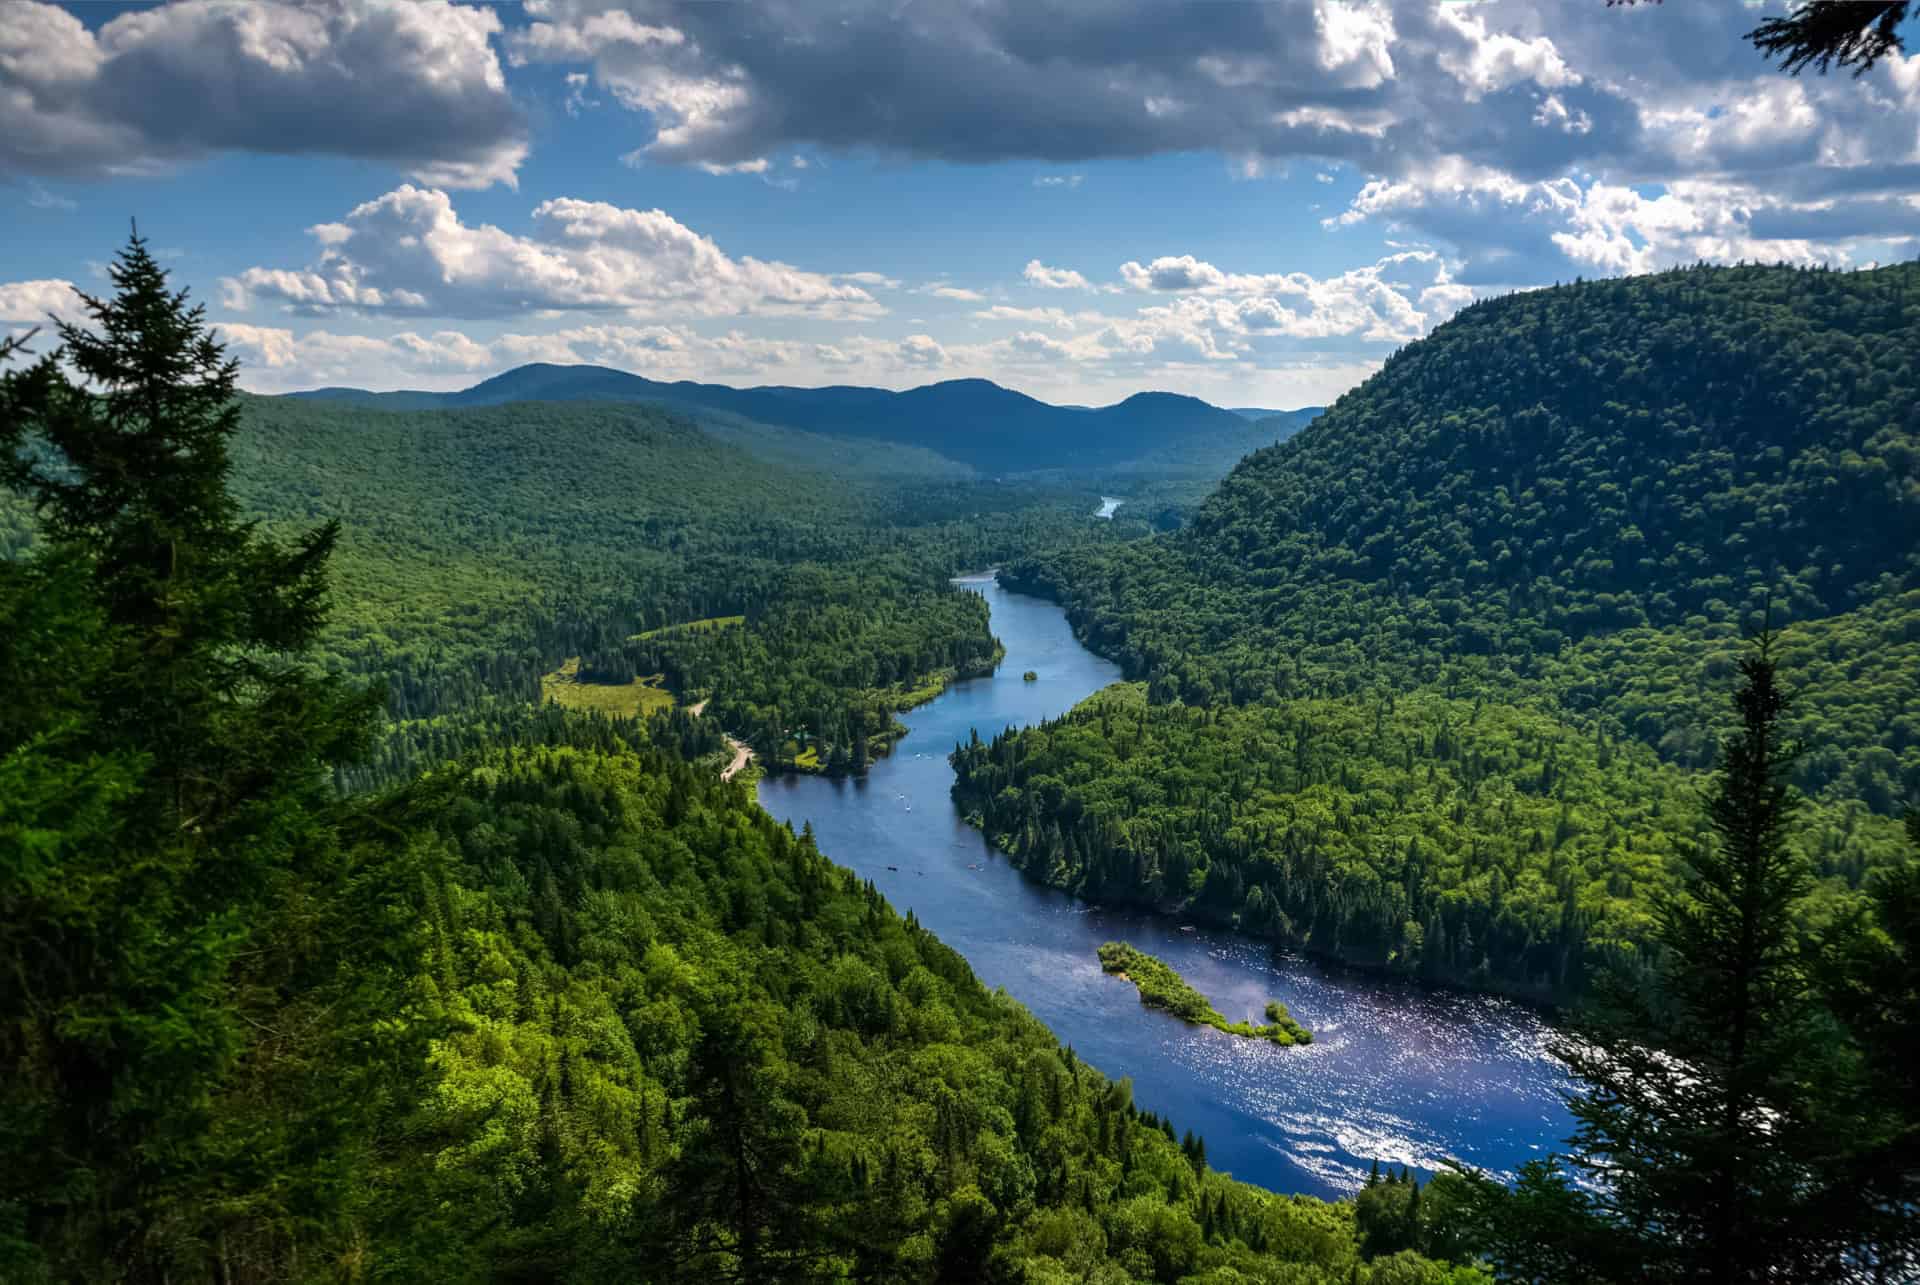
<box><xmin>687</xmin><ymin>697</ymin><xmax>753</xmax><ymax>780</ymax></box>
<box><xmin>720</xmin><ymin>736</ymin><xmax>755</xmax><ymax>781</ymax></box>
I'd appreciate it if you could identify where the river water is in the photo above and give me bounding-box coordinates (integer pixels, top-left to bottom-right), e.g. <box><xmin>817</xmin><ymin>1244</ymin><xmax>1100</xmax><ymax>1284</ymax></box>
<box><xmin>758</xmin><ymin>576</ymin><xmax>1574</xmax><ymax>1199</ymax></box>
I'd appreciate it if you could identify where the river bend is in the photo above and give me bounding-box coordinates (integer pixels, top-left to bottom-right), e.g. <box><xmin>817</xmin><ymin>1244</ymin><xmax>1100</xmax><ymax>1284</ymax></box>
<box><xmin>759</xmin><ymin>576</ymin><xmax>1573</xmax><ymax>1199</ymax></box>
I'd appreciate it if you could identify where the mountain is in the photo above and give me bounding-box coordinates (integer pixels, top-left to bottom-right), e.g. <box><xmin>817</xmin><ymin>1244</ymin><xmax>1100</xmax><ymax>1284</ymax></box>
<box><xmin>282</xmin><ymin>364</ymin><xmax>1256</xmax><ymax>474</ymax></box>
<box><xmin>1250</xmin><ymin>407</ymin><xmax>1323</xmax><ymax>436</ymax></box>
<box><xmin>1010</xmin><ymin>260</ymin><xmax>1920</xmax><ymax>780</ymax></box>
<box><xmin>1102</xmin><ymin>405</ymin><xmax>1324</xmax><ymax>483</ymax></box>
<box><xmin>980</xmin><ymin>260</ymin><xmax>1920</xmax><ymax>999</ymax></box>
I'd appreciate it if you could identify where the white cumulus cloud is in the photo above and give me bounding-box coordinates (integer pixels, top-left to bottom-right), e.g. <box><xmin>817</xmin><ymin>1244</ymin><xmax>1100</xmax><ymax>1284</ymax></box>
<box><xmin>222</xmin><ymin>185</ymin><xmax>885</xmax><ymax>322</ymax></box>
<box><xmin>1024</xmin><ymin>260</ymin><xmax>1093</xmax><ymax>291</ymax></box>
<box><xmin>0</xmin><ymin>0</ymin><xmax>527</xmax><ymax>187</ymax></box>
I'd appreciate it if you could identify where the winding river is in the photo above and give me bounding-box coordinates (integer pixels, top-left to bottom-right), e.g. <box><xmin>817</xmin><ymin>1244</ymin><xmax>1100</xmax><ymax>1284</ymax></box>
<box><xmin>758</xmin><ymin>576</ymin><xmax>1574</xmax><ymax>1200</ymax></box>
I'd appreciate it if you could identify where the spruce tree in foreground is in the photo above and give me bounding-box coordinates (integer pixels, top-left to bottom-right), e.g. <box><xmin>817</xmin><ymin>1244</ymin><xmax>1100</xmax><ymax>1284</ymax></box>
<box><xmin>0</xmin><ymin>232</ymin><xmax>424</xmax><ymax>1280</ymax></box>
<box><xmin>1548</xmin><ymin>635</ymin><xmax>1848</xmax><ymax>1281</ymax></box>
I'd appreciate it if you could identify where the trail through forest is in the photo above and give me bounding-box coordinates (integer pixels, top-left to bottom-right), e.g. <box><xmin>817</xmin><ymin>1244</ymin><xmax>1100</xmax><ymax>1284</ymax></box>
<box><xmin>689</xmin><ymin>697</ymin><xmax>756</xmax><ymax>780</ymax></box>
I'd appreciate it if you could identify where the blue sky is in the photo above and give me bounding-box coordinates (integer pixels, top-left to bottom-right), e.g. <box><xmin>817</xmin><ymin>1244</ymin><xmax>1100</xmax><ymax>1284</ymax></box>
<box><xmin>3</xmin><ymin>1</ymin><xmax>1916</xmax><ymax>407</ymax></box>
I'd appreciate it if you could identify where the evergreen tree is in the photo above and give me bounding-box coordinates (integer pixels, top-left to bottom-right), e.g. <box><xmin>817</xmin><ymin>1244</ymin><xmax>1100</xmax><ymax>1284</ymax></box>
<box><xmin>1552</xmin><ymin>636</ymin><xmax>1851</xmax><ymax>1281</ymax></box>
<box><xmin>1747</xmin><ymin>1</ymin><xmax>1908</xmax><ymax>77</ymax></box>
<box><xmin>0</xmin><ymin>231</ymin><xmax>418</xmax><ymax>1280</ymax></box>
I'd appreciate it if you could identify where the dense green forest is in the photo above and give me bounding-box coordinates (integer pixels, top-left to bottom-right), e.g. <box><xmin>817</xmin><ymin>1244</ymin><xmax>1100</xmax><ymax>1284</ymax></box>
<box><xmin>1006</xmin><ymin>262</ymin><xmax>1918</xmax><ymax>792</ymax></box>
<box><xmin>0</xmin><ymin>388</ymin><xmax>1168</xmax><ymax>784</ymax></box>
<box><xmin>985</xmin><ymin>262</ymin><xmax>1920</xmax><ymax>998</ymax></box>
<box><xmin>0</xmin><ymin>237</ymin><xmax>1504</xmax><ymax>1282</ymax></box>
<box><xmin>222</xmin><ymin>394</ymin><xmax>1112</xmax><ymax>732</ymax></box>
<box><xmin>613</xmin><ymin>566</ymin><xmax>1005</xmax><ymax>773</ymax></box>
<box><xmin>954</xmin><ymin>683</ymin><xmax>1906</xmax><ymax>998</ymax></box>
<box><xmin>0</xmin><ymin>357</ymin><xmax>1295</xmax><ymax>789</ymax></box>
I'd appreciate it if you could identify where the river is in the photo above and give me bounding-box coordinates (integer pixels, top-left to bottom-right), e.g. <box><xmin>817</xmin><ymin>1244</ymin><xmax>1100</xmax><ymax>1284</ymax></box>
<box><xmin>758</xmin><ymin>576</ymin><xmax>1574</xmax><ymax>1200</ymax></box>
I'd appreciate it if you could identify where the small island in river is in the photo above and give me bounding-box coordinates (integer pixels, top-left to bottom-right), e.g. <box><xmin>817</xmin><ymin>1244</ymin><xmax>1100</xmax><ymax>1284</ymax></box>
<box><xmin>1097</xmin><ymin>942</ymin><xmax>1311</xmax><ymax>1046</ymax></box>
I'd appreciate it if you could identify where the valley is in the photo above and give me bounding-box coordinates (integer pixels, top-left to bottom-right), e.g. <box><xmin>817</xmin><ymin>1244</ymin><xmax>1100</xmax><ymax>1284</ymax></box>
<box><xmin>5</xmin><ymin>240</ymin><xmax>1915</xmax><ymax>1283</ymax></box>
<box><xmin>759</xmin><ymin>579</ymin><xmax>1572</xmax><ymax>1200</ymax></box>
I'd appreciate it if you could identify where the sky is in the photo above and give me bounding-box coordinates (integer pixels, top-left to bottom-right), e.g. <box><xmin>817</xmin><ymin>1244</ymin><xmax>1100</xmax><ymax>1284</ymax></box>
<box><xmin>1</xmin><ymin>1</ymin><xmax>1916</xmax><ymax>409</ymax></box>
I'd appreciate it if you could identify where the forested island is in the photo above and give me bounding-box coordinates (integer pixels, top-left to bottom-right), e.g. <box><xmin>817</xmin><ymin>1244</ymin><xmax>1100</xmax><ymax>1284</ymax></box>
<box><xmin>1097</xmin><ymin>943</ymin><xmax>1311</xmax><ymax>1046</ymax></box>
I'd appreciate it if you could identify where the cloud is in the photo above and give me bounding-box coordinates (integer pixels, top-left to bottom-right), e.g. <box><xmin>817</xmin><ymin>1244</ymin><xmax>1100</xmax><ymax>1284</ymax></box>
<box><xmin>1101</xmin><ymin>249</ymin><xmax>1476</xmax><ymax>354</ymax></box>
<box><xmin>504</xmin><ymin>0</ymin><xmax>1915</xmax><ymax>281</ymax></box>
<box><xmin>222</xmin><ymin>185</ymin><xmax>885</xmax><ymax>321</ymax></box>
<box><xmin>971</xmin><ymin>304</ymin><xmax>1095</xmax><ymax>330</ymax></box>
<box><xmin>1326</xmin><ymin>159</ymin><xmax>1915</xmax><ymax>282</ymax></box>
<box><xmin>25</xmin><ymin>181</ymin><xmax>76</xmax><ymax>211</ymax></box>
<box><xmin>896</xmin><ymin>333</ymin><xmax>948</xmax><ymax>366</ymax></box>
<box><xmin>0</xmin><ymin>278</ymin><xmax>86</xmax><ymax>323</ymax></box>
<box><xmin>692</xmin><ymin>157</ymin><xmax>770</xmax><ymax>175</ymax></box>
<box><xmin>925</xmin><ymin>284</ymin><xmax>986</xmax><ymax>302</ymax></box>
<box><xmin>1034</xmin><ymin>174</ymin><xmax>1084</xmax><ymax>188</ymax></box>
<box><xmin>206</xmin><ymin>245</ymin><xmax>1463</xmax><ymax>403</ymax></box>
<box><xmin>1431</xmin><ymin>1</ymin><xmax>1575</xmax><ymax>100</ymax></box>
<box><xmin>563</xmin><ymin>71</ymin><xmax>599</xmax><ymax>116</ymax></box>
<box><xmin>0</xmin><ymin>0</ymin><xmax>527</xmax><ymax>187</ymax></box>
<box><xmin>1120</xmin><ymin>255</ymin><xmax>1229</xmax><ymax>292</ymax></box>
<box><xmin>1024</xmin><ymin>259</ymin><xmax>1093</xmax><ymax>291</ymax></box>
<box><xmin>500</xmin><ymin>0</ymin><xmax>1593</xmax><ymax>179</ymax></box>
<box><xmin>1006</xmin><ymin>329</ymin><xmax>1073</xmax><ymax>360</ymax></box>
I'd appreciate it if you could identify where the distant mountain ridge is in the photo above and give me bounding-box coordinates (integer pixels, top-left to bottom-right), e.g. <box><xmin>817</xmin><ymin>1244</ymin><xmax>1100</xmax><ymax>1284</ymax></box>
<box><xmin>282</xmin><ymin>363</ymin><xmax>1319</xmax><ymax>474</ymax></box>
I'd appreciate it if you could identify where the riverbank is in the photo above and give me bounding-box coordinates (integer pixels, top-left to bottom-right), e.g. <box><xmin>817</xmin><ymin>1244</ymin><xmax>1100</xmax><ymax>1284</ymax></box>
<box><xmin>955</xmin><ymin>799</ymin><xmax>1572</xmax><ymax>1010</ymax></box>
<box><xmin>757</xmin><ymin>641</ymin><xmax>1008</xmax><ymax>778</ymax></box>
<box><xmin>756</xmin><ymin>578</ymin><xmax>1573</xmax><ymax>1199</ymax></box>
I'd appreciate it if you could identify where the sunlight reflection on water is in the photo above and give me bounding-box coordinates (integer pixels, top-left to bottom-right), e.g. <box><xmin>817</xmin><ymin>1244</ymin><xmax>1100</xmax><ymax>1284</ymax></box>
<box><xmin>759</xmin><ymin>578</ymin><xmax>1576</xmax><ymax>1199</ymax></box>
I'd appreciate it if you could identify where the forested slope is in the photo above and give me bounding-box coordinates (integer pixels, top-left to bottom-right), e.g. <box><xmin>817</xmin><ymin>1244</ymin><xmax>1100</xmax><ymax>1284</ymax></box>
<box><xmin>953</xmin><ymin>684</ymin><xmax>1903</xmax><ymax>999</ymax></box>
<box><xmin>980</xmin><ymin>262</ymin><xmax>1920</xmax><ymax>997</ymax></box>
<box><xmin>206</xmin><ymin>396</ymin><xmax>1131</xmax><ymax>774</ymax></box>
<box><xmin>351</xmin><ymin>741</ymin><xmax>1487</xmax><ymax>1282</ymax></box>
<box><xmin>1</xmin><ymin>239</ymin><xmax>1495</xmax><ymax>1280</ymax></box>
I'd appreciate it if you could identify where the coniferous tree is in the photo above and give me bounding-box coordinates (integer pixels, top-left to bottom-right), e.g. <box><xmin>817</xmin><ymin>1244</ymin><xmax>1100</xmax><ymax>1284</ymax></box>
<box><xmin>1550</xmin><ymin>636</ymin><xmax>1851</xmax><ymax>1281</ymax></box>
<box><xmin>0</xmin><ymin>231</ymin><xmax>419</xmax><ymax>1281</ymax></box>
<box><xmin>1747</xmin><ymin>0</ymin><xmax>1908</xmax><ymax>77</ymax></box>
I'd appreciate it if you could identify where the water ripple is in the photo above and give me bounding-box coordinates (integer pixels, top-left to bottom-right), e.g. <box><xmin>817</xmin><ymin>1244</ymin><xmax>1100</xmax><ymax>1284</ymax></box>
<box><xmin>759</xmin><ymin>580</ymin><xmax>1576</xmax><ymax>1199</ymax></box>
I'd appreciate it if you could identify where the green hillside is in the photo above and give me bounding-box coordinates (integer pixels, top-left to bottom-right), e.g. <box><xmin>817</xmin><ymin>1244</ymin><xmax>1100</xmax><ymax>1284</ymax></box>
<box><xmin>339</xmin><ymin>742</ymin><xmax>1481</xmax><ymax>1282</ymax></box>
<box><xmin>983</xmin><ymin>262</ymin><xmax>1920</xmax><ymax>997</ymax></box>
<box><xmin>213</xmin><ymin>395</ymin><xmax>1138</xmax><ymax>773</ymax></box>
<box><xmin>0</xmin><ymin>231</ymin><xmax>1506</xmax><ymax>1285</ymax></box>
<box><xmin>953</xmin><ymin>683</ymin><xmax>1904</xmax><ymax>999</ymax></box>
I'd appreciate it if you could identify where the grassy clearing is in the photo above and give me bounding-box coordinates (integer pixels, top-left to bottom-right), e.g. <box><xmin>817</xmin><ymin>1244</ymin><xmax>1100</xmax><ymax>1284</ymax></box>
<box><xmin>540</xmin><ymin>657</ymin><xmax>677</xmax><ymax>719</ymax></box>
<box><xmin>793</xmin><ymin>746</ymin><xmax>821</xmax><ymax>770</ymax></box>
<box><xmin>1097</xmin><ymin>942</ymin><xmax>1311</xmax><ymax>1046</ymax></box>
<box><xmin>629</xmin><ymin>614</ymin><xmax>745</xmax><ymax>642</ymax></box>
